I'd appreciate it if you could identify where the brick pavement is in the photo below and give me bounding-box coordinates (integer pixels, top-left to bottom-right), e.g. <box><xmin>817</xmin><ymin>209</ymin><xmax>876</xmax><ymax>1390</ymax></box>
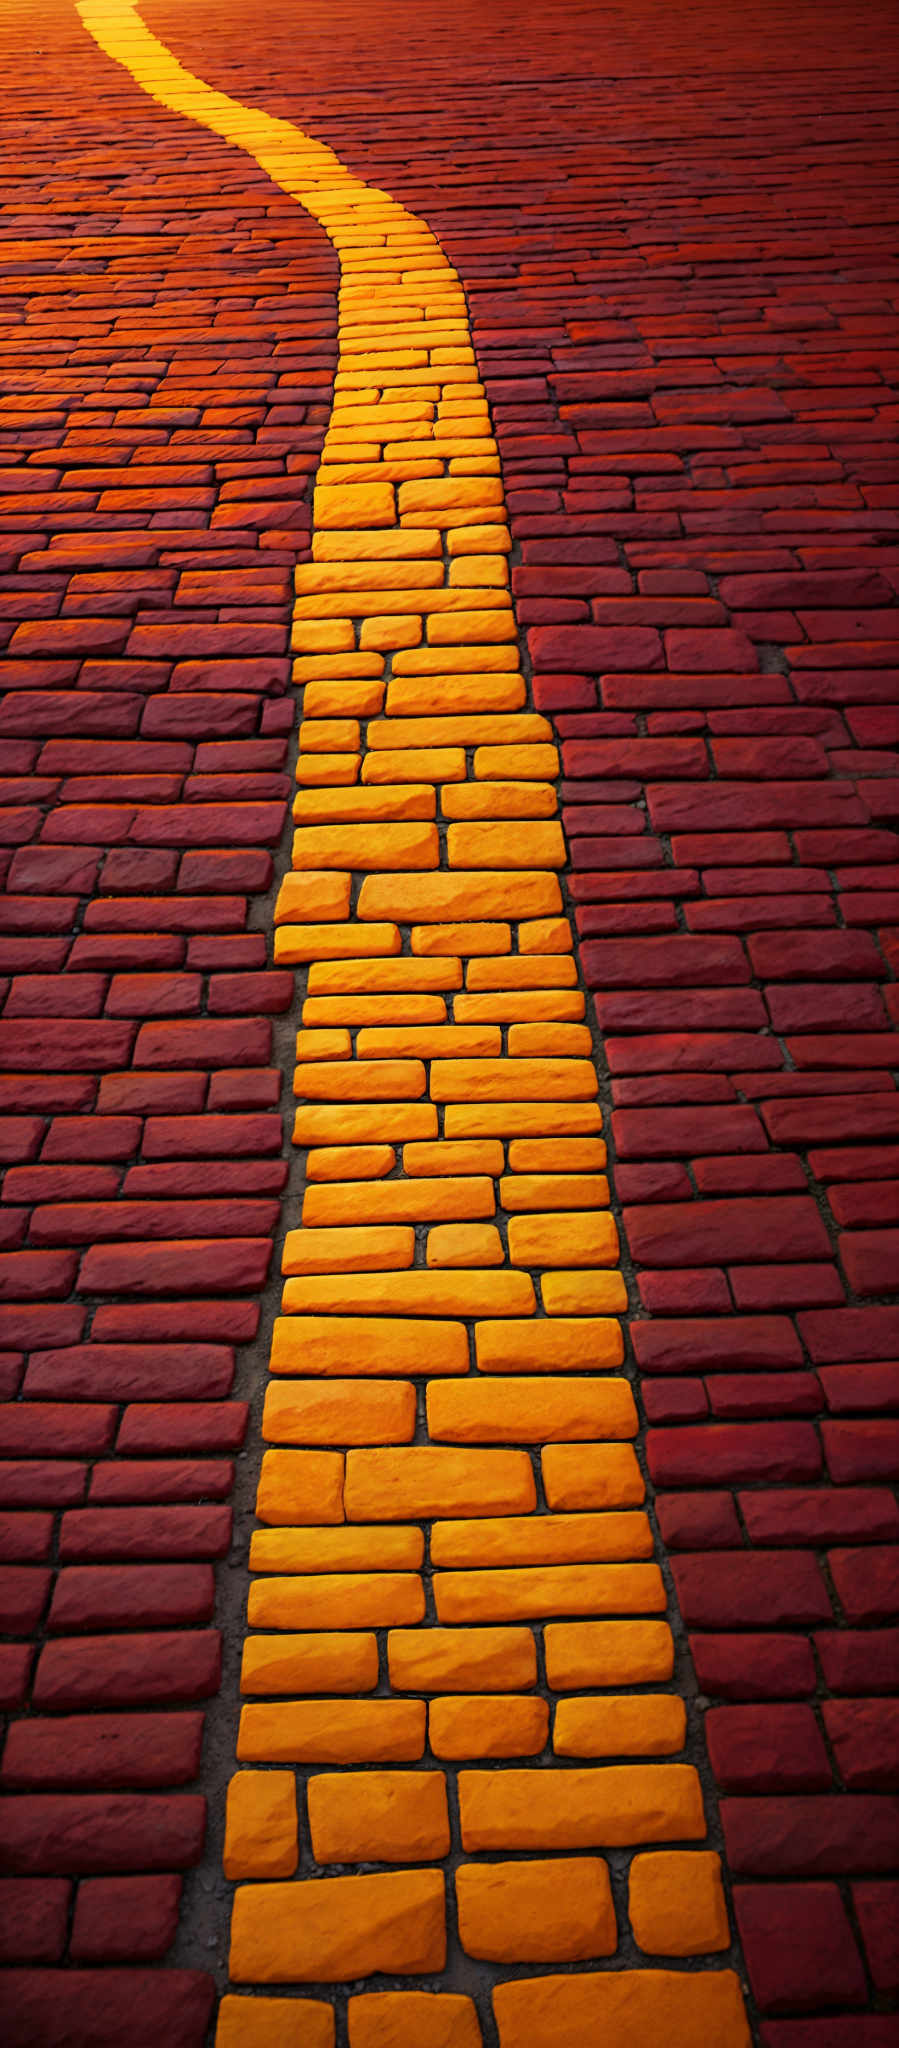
<box><xmin>1</xmin><ymin>0</ymin><xmax>898</xmax><ymax>2043</ymax></box>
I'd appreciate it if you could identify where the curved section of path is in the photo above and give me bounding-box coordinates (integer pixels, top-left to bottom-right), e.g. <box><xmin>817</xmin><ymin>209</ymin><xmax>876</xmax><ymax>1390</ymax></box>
<box><xmin>74</xmin><ymin>5</ymin><xmax>751</xmax><ymax>2043</ymax></box>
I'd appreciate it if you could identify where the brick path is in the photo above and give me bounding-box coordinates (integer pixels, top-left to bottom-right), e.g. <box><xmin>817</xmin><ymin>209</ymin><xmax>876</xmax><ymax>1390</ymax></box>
<box><xmin>1</xmin><ymin>0</ymin><xmax>897</xmax><ymax>2043</ymax></box>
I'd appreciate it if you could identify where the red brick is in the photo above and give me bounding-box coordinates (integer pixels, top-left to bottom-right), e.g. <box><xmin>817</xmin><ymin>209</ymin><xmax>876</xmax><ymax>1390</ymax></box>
<box><xmin>613</xmin><ymin>1104</ymin><xmax>764</xmax><ymax>1157</ymax></box>
<box><xmin>0</xmin><ymin>1793</ymin><xmax>206</xmax><ymax>1874</ymax></box>
<box><xmin>0</xmin><ymin>1463</ymin><xmax>87</xmax><ymax>1508</ymax></box>
<box><xmin>0</xmin><ymin>1713</ymin><xmax>204</xmax><ymax>1789</ymax></box>
<box><xmin>24</xmin><ymin>1344</ymin><xmax>235</xmax><ymax>1401</ymax></box>
<box><xmin>77</xmin><ymin>1238</ymin><xmax>272</xmax><ymax>1294</ymax></box>
<box><xmin>823</xmin><ymin>1700</ymin><xmax>899</xmax><ymax>1790</ymax></box>
<box><xmin>655</xmin><ymin>1491</ymin><xmax>742</xmax><ymax>1550</ymax></box>
<box><xmin>722</xmin><ymin>1795</ymin><xmax>899</xmax><ymax>1876</ymax></box>
<box><xmin>0</xmin><ymin>1406</ymin><xmax>116</xmax><ymax>1457</ymax></box>
<box><xmin>116</xmin><ymin>1403</ymin><xmax>248</xmax><ymax>1453</ymax></box>
<box><xmin>583</xmin><ymin>933</ymin><xmax>750</xmax><ymax>987</ymax></box>
<box><xmin>0</xmin><ymin>1644</ymin><xmax>33</xmax><ymax>1710</ymax></box>
<box><xmin>0</xmin><ymin>1249</ymin><xmax>79</xmax><ymax>1301</ymax></box>
<box><xmin>634</xmin><ymin>1315</ymin><xmax>803</xmax><ymax>1374</ymax></box>
<box><xmin>706</xmin><ymin>1706</ymin><xmax>832</xmax><ymax>1793</ymax></box>
<box><xmin>672</xmin><ymin>1552</ymin><xmax>831</xmax><ymax>1630</ymax></box>
<box><xmin>801</xmin><ymin>1306</ymin><xmax>899</xmax><ymax>1363</ymax></box>
<box><xmin>69</xmin><ymin>1874</ymin><xmax>182</xmax><ymax>1963</ymax></box>
<box><xmin>2</xmin><ymin>1967</ymin><xmax>214</xmax><ymax>2047</ymax></box>
<box><xmin>58</xmin><ymin>1505</ymin><xmax>231</xmax><ymax>1562</ymax></box>
<box><xmin>0</xmin><ymin>1566</ymin><xmax>50</xmax><ymax>1632</ymax></box>
<box><xmin>625</xmin><ymin>1195</ymin><xmax>829</xmax><ymax>1267</ymax></box>
<box><xmin>0</xmin><ymin>1880</ymin><xmax>70</xmax><ymax>1964</ymax></box>
<box><xmin>734</xmin><ymin>1882</ymin><xmax>866</xmax><ymax>2013</ymax></box>
<box><xmin>822</xmin><ymin>1420</ymin><xmax>899</xmax><ymax>1484</ymax></box>
<box><xmin>706</xmin><ymin>1372</ymin><xmax>823</xmax><ymax>1418</ymax></box>
<box><xmin>89</xmin><ymin>1461</ymin><xmax>233</xmax><ymax>1504</ymax></box>
<box><xmin>816</xmin><ymin>1630</ymin><xmax>899</xmax><ymax>1697</ymax></box>
<box><xmin>48</xmin><ymin>1567</ymin><xmax>214</xmax><ymax>1633</ymax></box>
<box><xmin>829</xmin><ymin>1547</ymin><xmax>899</xmax><ymax>1624</ymax></box>
<box><xmin>690</xmin><ymin>1634</ymin><xmax>816</xmax><ymax>1700</ymax></box>
<box><xmin>852</xmin><ymin>1881</ymin><xmax>899</xmax><ymax>1992</ymax></box>
<box><xmin>0</xmin><ymin>1511</ymin><xmax>53</xmax><ymax>1560</ymax></box>
<box><xmin>142</xmin><ymin>1112</ymin><xmax>282</xmax><ymax>1158</ymax></box>
<box><xmin>33</xmin><ymin>1631</ymin><xmax>221</xmax><ymax>1708</ymax></box>
<box><xmin>740</xmin><ymin>1489</ymin><xmax>899</xmax><ymax>1547</ymax></box>
<box><xmin>0</xmin><ymin>1019</ymin><xmax>134</xmax><ymax>1072</ymax></box>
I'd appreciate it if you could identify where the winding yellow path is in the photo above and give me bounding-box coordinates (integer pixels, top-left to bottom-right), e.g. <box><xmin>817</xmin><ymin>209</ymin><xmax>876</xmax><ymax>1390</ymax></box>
<box><xmin>76</xmin><ymin>6</ymin><xmax>751</xmax><ymax>2042</ymax></box>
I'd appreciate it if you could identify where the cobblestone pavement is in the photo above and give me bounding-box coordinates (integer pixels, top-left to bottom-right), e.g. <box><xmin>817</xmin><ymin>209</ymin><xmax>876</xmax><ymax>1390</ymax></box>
<box><xmin>0</xmin><ymin>0</ymin><xmax>897</xmax><ymax>2042</ymax></box>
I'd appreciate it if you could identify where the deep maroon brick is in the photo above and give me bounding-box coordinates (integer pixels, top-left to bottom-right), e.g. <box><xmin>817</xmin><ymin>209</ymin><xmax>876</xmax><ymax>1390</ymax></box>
<box><xmin>634</xmin><ymin>1316</ymin><xmax>803</xmax><ymax>1375</ymax></box>
<box><xmin>88</xmin><ymin>1461</ymin><xmax>233</xmax><ymax>1505</ymax></box>
<box><xmin>58</xmin><ymin>1505</ymin><xmax>231</xmax><ymax>1562</ymax></box>
<box><xmin>142</xmin><ymin>1111</ymin><xmax>282</xmax><ymax>1157</ymax></box>
<box><xmin>77</xmin><ymin>1238</ymin><xmax>272</xmax><ymax>1295</ymax></box>
<box><xmin>823</xmin><ymin>1699</ymin><xmax>899</xmax><ymax>1790</ymax></box>
<box><xmin>0</xmin><ymin>1713</ymin><xmax>204</xmax><ymax>1789</ymax></box>
<box><xmin>690</xmin><ymin>1633</ymin><xmax>816</xmax><ymax>1701</ymax></box>
<box><xmin>133</xmin><ymin>1018</ymin><xmax>271</xmax><ymax>1067</ymax></box>
<box><xmin>734</xmin><ymin>1882</ymin><xmax>866</xmax><ymax>2013</ymax></box>
<box><xmin>706</xmin><ymin>1705</ymin><xmax>832</xmax><ymax>1793</ymax></box>
<box><xmin>48</xmin><ymin>1566</ymin><xmax>215</xmax><ymax>1633</ymax></box>
<box><xmin>722</xmin><ymin>1795</ymin><xmax>899</xmax><ymax>1876</ymax></box>
<box><xmin>655</xmin><ymin>1491</ymin><xmax>742</xmax><ymax>1550</ymax></box>
<box><xmin>23</xmin><ymin>1344</ymin><xmax>235</xmax><ymax>1401</ymax></box>
<box><xmin>800</xmin><ymin>1306</ymin><xmax>899</xmax><ymax>1364</ymax></box>
<box><xmin>0</xmin><ymin>1510</ymin><xmax>53</xmax><ymax>1560</ymax></box>
<box><xmin>0</xmin><ymin>1793</ymin><xmax>206</xmax><ymax>1874</ymax></box>
<box><xmin>0</xmin><ymin>1879</ymin><xmax>70</xmax><ymax>1963</ymax></box>
<box><xmin>706</xmin><ymin>1372</ymin><xmax>822</xmax><ymax>1418</ymax></box>
<box><xmin>816</xmin><ymin>1629</ymin><xmax>899</xmax><ymax>1697</ymax></box>
<box><xmin>823</xmin><ymin>1420</ymin><xmax>899</xmax><ymax>1484</ymax></box>
<box><xmin>648</xmin><ymin>1424</ymin><xmax>821</xmax><ymax>1488</ymax></box>
<box><xmin>583</xmin><ymin>933</ymin><xmax>750</xmax><ymax>988</ymax></box>
<box><xmin>33</xmin><ymin>1630</ymin><xmax>221</xmax><ymax>1708</ymax></box>
<box><xmin>829</xmin><ymin>1547</ymin><xmax>899</xmax><ymax>1624</ymax></box>
<box><xmin>0</xmin><ymin>1019</ymin><xmax>134</xmax><ymax>1072</ymax></box>
<box><xmin>0</xmin><ymin>1249</ymin><xmax>78</xmax><ymax>1301</ymax></box>
<box><xmin>613</xmin><ymin>1104</ymin><xmax>765</xmax><ymax>1158</ymax></box>
<box><xmin>740</xmin><ymin>1489</ymin><xmax>899</xmax><ymax>1548</ymax></box>
<box><xmin>672</xmin><ymin>1552</ymin><xmax>831</xmax><ymax>1630</ymax></box>
<box><xmin>0</xmin><ymin>1643</ymin><xmax>33</xmax><ymax>1710</ymax></box>
<box><xmin>840</xmin><ymin>1228</ymin><xmax>899</xmax><ymax>1297</ymax></box>
<box><xmin>69</xmin><ymin>1874</ymin><xmax>182</xmax><ymax>1963</ymax></box>
<box><xmin>0</xmin><ymin>1462</ymin><xmax>87</xmax><ymax>1508</ymax></box>
<box><xmin>853</xmin><ymin>1881</ymin><xmax>899</xmax><ymax>1993</ymax></box>
<box><xmin>625</xmin><ymin>1195</ymin><xmax>830</xmax><ymax>1268</ymax></box>
<box><xmin>2</xmin><ymin>1967</ymin><xmax>214</xmax><ymax>2048</ymax></box>
<box><xmin>0</xmin><ymin>1406</ymin><xmax>116</xmax><ymax>1458</ymax></box>
<box><xmin>116</xmin><ymin>1403</ymin><xmax>248</xmax><ymax>1453</ymax></box>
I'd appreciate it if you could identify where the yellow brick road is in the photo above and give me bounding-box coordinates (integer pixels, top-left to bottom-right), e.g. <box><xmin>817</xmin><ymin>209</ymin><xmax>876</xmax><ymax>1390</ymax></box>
<box><xmin>78</xmin><ymin>6</ymin><xmax>751</xmax><ymax>2042</ymax></box>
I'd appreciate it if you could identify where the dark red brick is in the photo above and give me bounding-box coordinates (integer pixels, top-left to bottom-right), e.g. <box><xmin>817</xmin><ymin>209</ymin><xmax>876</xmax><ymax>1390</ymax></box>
<box><xmin>48</xmin><ymin>1566</ymin><xmax>214</xmax><ymax>1633</ymax></box>
<box><xmin>0</xmin><ymin>1879</ymin><xmax>70</xmax><ymax>1964</ymax></box>
<box><xmin>2</xmin><ymin>1968</ymin><xmax>214</xmax><ymax>2047</ymax></box>
<box><xmin>672</xmin><ymin>1552</ymin><xmax>831</xmax><ymax>1630</ymax></box>
<box><xmin>69</xmin><ymin>1874</ymin><xmax>182</xmax><ymax>1964</ymax></box>
<box><xmin>734</xmin><ymin>1882</ymin><xmax>866</xmax><ymax>2013</ymax></box>
<box><xmin>0</xmin><ymin>1793</ymin><xmax>206</xmax><ymax>1874</ymax></box>
<box><xmin>0</xmin><ymin>1713</ymin><xmax>204</xmax><ymax>1789</ymax></box>
<box><xmin>823</xmin><ymin>1699</ymin><xmax>899</xmax><ymax>1790</ymax></box>
<box><xmin>58</xmin><ymin>1505</ymin><xmax>231</xmax><ymax>1562</ymax></box>
<box><xmin>33</xmin><ymin>1631</ymin><xmax>221</xmax><ymax>1708</ymax></box>
<box><xmin>706</xmin><ymin>1705</ymin><xmax>832</xmax><ymax>1793</ymax></box>
<box><xmin>852</xmin><ymin>1881</ymin><xmax>899</xmax><ymax>1993</ymax></box>
<box><xmin>722</xmin><ymin>1794</ymin><xmax>899</xmax><ymax>1876</ymax></box>
<box><xmin>690</xmin><ymin>1633</ymin><xmax>816</xmax><ymax>1701</ymax></box>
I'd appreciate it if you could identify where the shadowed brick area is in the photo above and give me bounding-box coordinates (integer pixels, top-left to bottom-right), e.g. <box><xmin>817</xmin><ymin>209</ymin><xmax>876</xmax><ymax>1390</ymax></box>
<box><xmin>2</xmin><ymin>0</ymin><xmax>899</xmax><ymax>2042</ymax></box>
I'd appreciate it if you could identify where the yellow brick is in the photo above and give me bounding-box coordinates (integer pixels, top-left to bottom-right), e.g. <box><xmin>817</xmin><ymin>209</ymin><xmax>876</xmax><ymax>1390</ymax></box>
<box><xmin>446</xmin><ymin>523</ymin><xmax>511</xmax><ymax>554</ymax></box>
<box><xmin>456</xmin><ymin>1857</ymin><xmax>615</xmax><ymax>1964</ymax></box>
<box><xmin>432</xmin><ymin>1058</ymin><xmax>596</xmax><ymax>1104</ymax></box>
<box><xmin>520</xmin><ymin>917</ymin><xmax>573</xmax><ymax>953</ymax></box>
<box><xmin>508</xmin><ymin>1137</ymin><xmax>606</xmax><ymax>1169</ymax></box>
<box><xmin>508</xmin><ymin>1211</ymin><xmax>619</xmax><ymax>1268</ymax></box>
<box><xmin>554</xmin><ymin>1695</ymin><xmax>687</xmax><ymax>1758</ymax></box>
<box><xmin>240</xmin><ymin>1633</ymin><xmax>378</xmax><ymax>1697</ymax></box>
<box><xmin>436</xmin><ymin>1562</ymin><xmax>665</xmax><ymax>1625</ymax></box>
<box><xmin>308</xmin><ymin>1770</ymin><xmax>450</xmax><ymax>1865</ymax></box>
<box><xmin>305</xmin><ymin>1143</ymin><xmax>397</xmax><ymax>1179</ymax></box>
<box><xmin>363</xmin><ymin>746</ymin><xmax>466</xmax><ymax>783</ymax></box>
<box><xmin>358</xmin><ymin>871</ymin><xmax>561</xmax><ymax>926</ymax></box>
<box><xmin>270</xmin><ymin>1314</ymin><xmax>468</xmax><ymax>1378</ymax></box>
<box><xmin>347</xmin><ymin>1992</ymin><xmax>481</xmax><ymax>2048</ymax></box>
<box><xmin>230</xmin><ymin>1869</ymin><xmax>444</xmax><ymax>1983</ymax></box>
<box><xmin>313</xmin><ymin>527</ymin><xmax>442</xmax><ymax>560</ymax></box>
<box><xmin>427</xmin><ymin>1377</ymin><xmax>637</xmax><ymax>1444</ymax></box>
<box><xmin>275</xmin><ymin>872</ymin><xmax>351</xmax><ymax>924</ymax></box>
<box><xmin>294</xmin><ymin>585</ymin><xmax>508</xmax><ymax>619</ymax></box>
<box><xmin>507</xmin><ymin>1023</ymin><xmax>593</xmax><ymax>1057</ymax></box>
<box><xmin>293</xmin><ymin>785</ymin><xmax>435</xmax><ymax>822</ymax></box>
<box><xmin>344</xmin><ymin>1446</ymin><xmax>536</xmax><ymax>1521</ymax></box>
<box><xmin>262</xmin><ymin>1379</ymin><xmax>416</xmax><ymax>1444</ymax></box>
<box><xmin>543</xmin><ymin>1442</ymin><xmax>644</xmax><ymax>1510</ymax></box>
<box><xmin>303</xmin><ymin>995</ymin><xmax>446</xmax><ymax>1026</ymax></box>
<box><xmin>629</xmin><ymin>1851</ymin><xmax>730</xmax><ymax>1955</ymax></box>
<box><xmin>292</xmin><ymin>619</ymin><xmax>356</xmax><ymax>654</ymax></box>
<box><xmin>492</xmin><ymin>1970</ymin><xmax>751</xmax><ymax>2048</ymax></box>
<box><xmin>426</xmin><ymin>609</ymin><xmax>516</xmax><ymax>645</ymax></box>
<box><xmin>250</xmin><ymin>1526</ymin><xmax>423</xmax><ymax>1574</ymax></box>
<box><xmin>255</xmin><ymin>1449</ymin><xmax>344</xmax><ymax>1526</ymax></box>
<box><xmin>237</xmin><ymin>1700</ymin><xmax>427</xmax><ymax>1765</ymax></box>
<box><xmin>357</xmin><ymin>1024</ymin><xmax>500</xmax><ymax>1058</ymax></box>
<box><xmin>368</xmin><ymin>713</ymin><xmax>550</xmax><ymax>748</ymax></box>
<box><xmin>472</xmin><ymin>742</ymin><xmax>559</xmax><ymax>780</ymax></box>
<box><xmin>500</xmin><ymin>1173</ymin><xmax>609</xmax><ymax>1212</ymax></box>
<box><xmin>224</xmin><ymin>1772</ymin><xmax>297</xmax><ymax>1879</ymax></box>
<box><xmin>301</xmin><ymin>681</ymin><xmax>386</xmax><ymax>720</ymax></box>
<box><xmin>475</xmin><ymin>1318</ymin><xmax>623</xmax><ymax>1373</ymax></box>
<box><xmin>459</xmin><ymin>1763</ymin><xmax>704</xmax><ymax>1851</ymax></box>
<box><xmin>399</xmin><ymin>475</ymin><xmax>503</xmax><ymax>521</ymax></box>
<box><xmin>442</xmin><ymin>781</ymin><xmax>557</xmax><ymax>821</ymax></box>
<box><xmin>217</xmin><ymin>1995</ymin><xmax>335</xmax><ymax>2048</ymax></box>
<box><xmin>456</xmin><ymin>991</ymin><xmax>582</xmax><ymax>1024</ymax></box>
<box><xmin>386</xmin><ymin>673</ymin><xmax>525</xmax><ymax>715</ymax></box>
<box><xmin>543</xmin><ymin>1270</ymin><xmax>628</xmax><ymax>1315</ymax></box>
<box><xmin>411</xmin><ymin>920</ymin><xmax>510</xmax><ymax>957</ymax></box>
<box><xmin>446</xmin><ymin>821</ymin><xmax>566</xmax><ymax>869</ymax></box>
<box><xmin>427</xmin><ymin>1222</ymin><xmax>503</xmax><ymax>1267</ymax></box>
<box><xmin>387</xmin><ymin>1625</ymin><xmax>536</xmax><ymax>1693</ymax></box>
<box><xmin>545</xmin><ymin>1618</ymin><xmax>675</xmax><ymax>1690</ymax></box>
<box><xmin>404</xmin><ymin>1139</ymin><xmax>504</xmax><ymax>1178</ymax></box>
<box><xmin>293</xmin><ymin>653</ymin><xmax>384</xmax><ymax>681</ymax></box>
<box><xmin>249</xmin><ymin>1570</ymin><xmax>423</xmax><ymax>1630</ymax></box>
<box><xmin>448</xmin><ymin>553</ymin><xmax>507</xmax><ymax>585</ymax></box>
<box><xmin>303</xmin><ymin>1176</ymin><xmax>495</xmax><ymax>1227</ymax></box>
<box><xmin>431</xmin><ymin>1513</ymin><xmax>652</xmax><ymax>1569</ymax></box>
<box><xmin>283</xmin><ymin>1268</ymin><xmax>534</xmax><ymax>1320</ymax></box>
<box><xmin>275</xmin><ymin>924</ymin><xmax>400</xmax><ymax>966</ymax></box>
<box><xmin>444</xmin><ymin>1102</ymin><xmax>603</xmax><ymax>1140</ymax></box>
<box><xmin>292</xmin><ymin>821</ymin><xmax>439</xmax><ymax>871</ymax></box>
<box><xmin>294</xmin><ymin>1029</ymin><xmax>352</xmax><ymax>1063</ymax></box>
<box><xmin>466</xmin><ymin>956</ymin><xmax>577</xmax><ymax>989</ymax></box>
<box><xmin>282</xmin><ymin>1224</ymin><xmax>415</xmax><ymax>1275</ymax></box>
<box><xmin>392</xmin><ymin>644</ymin><xmax>518</xmax><ymax>676</ymax></box>
<box><xmin>292</xmin><ymin>1105</ymin><xmax>438</xmax><ymax>1146</ymax></box>
<box><xmin>429</xmin><ymin>1696</ymin><xmax>548</xmax><ymax>1760</ymax></box>
<box><xmin>308</xmin><ymin>957</ymin><xmax>461</xmax><ymax>993</ymax></box>
<box><xmin>296</xmin><ymin>558</ymin><xmax>442</xmax><ymax>591</ymax></box>
<box><xmin>294</xmin><ymin>754</ymin><xmax>360</xmax><ymax>787</ymax></box>
<box><xmin>300</xmin><ymin>719</ymin><xmax>361</xmax><ymax>752</ymax></box>
<box><xmin>293</xmin><ymin>1061</ymin><xmax>425</xmax><ymax>1102</ymax></box>
<box><xmin>314</xmin><ymin>484</ymin><xmax>396</xmax><ymax>530</ymax></box>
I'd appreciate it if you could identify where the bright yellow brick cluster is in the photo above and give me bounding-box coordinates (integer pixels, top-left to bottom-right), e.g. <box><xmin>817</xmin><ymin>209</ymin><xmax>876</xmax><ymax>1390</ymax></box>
<box><xmin>76</xmin><ymin>6</ymin><xmax>750</xmax><ymax>2043</ymax></box>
